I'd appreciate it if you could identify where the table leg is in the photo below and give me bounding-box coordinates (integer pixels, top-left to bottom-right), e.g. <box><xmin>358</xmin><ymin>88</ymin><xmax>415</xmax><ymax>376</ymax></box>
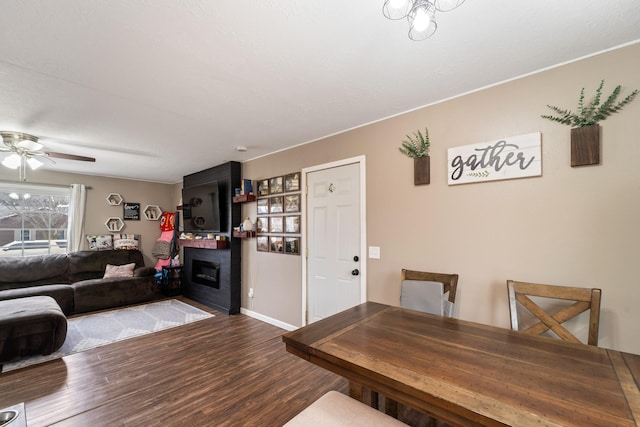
<box><xmin>348</xmin><ymin>381</ymin><xmax>363</xmax><ymax>401</ymax></box>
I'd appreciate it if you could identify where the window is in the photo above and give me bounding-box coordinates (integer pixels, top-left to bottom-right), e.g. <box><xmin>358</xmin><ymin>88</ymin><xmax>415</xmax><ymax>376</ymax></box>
<box><xmin>0</xmin><ymin>183</ymin><xmax>70</xmax><ymax>257</ymax></box>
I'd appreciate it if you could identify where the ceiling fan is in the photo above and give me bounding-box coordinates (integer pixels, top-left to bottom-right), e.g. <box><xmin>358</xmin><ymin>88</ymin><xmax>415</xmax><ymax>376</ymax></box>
<box><xmin>0</xmin><ymin>131</ymin><xmax>96</xmax><ymax>180</ymax></box>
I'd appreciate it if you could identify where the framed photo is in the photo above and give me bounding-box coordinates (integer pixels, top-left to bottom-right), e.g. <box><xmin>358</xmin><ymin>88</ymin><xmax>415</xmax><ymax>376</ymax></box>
<box><xmin>257</xmin><ymin>236</ymin><xmax>269</xmax><ymax>252</ymax></box>
<box><xmin>257</xmin><ymin>198</ymin><xmax>269</xmax><ymax>214</ymax></box>
<box><xmin>270</xmin><ymin>196</ymin><xmax>283</xmax><ymax>213</ymax></box>
<box><xmin>123</xmin><ymin>202</ymin><xmax>140</xmax><ymax>220</ymax></box>
<box><xmin>284</xmin><ymin>172</ymin><xmax>300</xmax><ymax>192</ymax></box>
<box><xmin>285</xmin><ymin>215</ymin><xmax>300</xmax><ymax>234</ymax></box>
<box><xmin>284</xmin><ymin>194</ymin><xmax>300</xmax><ymax>213</ymax></box>
<box><xmin>257</xmin><ymin>179</ymin><xmax>270</xmax><ymax>196</ymax></box>
<box><xmin>269</xmin><ymin>236</ymin><xmax>284</xmax><ymax>253</ymax></box>
<box><xmin>256</xmin><ymin>217</ymin><xmax>269</xmax><ymax>233</ymax></box>
<box><xmin>269</xmin><ymin>176</ymin><xmax>284</xmax><ymax>194</ymax></box>
<box><xmin>269</xmin><ymin>216</ymin><xmax>283</xmax><ymax>233</ymax></box>
<box><xmin>285</xmin><ymin>237</ymin><xmax>300</xmax><ymax>255</ymax></box>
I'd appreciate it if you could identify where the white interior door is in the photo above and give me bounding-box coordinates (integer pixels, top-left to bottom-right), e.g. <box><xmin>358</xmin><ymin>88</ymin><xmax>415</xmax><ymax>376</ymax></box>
<box><xmin>306</xmin><ymin>161</ymin><xmax>363</xmax><ymax>323</ymax></box>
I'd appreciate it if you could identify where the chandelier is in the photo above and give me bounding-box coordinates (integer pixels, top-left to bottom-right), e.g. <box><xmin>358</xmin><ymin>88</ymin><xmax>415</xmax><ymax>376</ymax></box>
<box><xmin>383</xmin><ymin>0</ymin><xmax>465</xmax><ymax>41</ymax></box>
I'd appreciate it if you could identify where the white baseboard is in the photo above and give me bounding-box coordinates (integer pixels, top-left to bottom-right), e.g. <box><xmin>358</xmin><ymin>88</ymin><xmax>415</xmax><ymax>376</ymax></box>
<box><xmin>240</xmin><ymin>308</ymin><xmax>298</xmax><ymax>331</ymax></box>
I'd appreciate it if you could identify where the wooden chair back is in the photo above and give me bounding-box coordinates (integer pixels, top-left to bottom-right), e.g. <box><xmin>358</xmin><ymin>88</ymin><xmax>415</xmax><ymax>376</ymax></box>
<box><xmin>401</xmin><ymin>269</ymin><xmax>459</xmax><ymax>305</ymax></box>
<box><xmin>507</xmin><ymin>280</ymin><xmax>601</xmax><ymax>346</ymax></box>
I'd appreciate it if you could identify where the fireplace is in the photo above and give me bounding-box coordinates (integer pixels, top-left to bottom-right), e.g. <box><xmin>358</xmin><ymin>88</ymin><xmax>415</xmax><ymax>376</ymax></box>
<box><xmin>183</xmin><ymin>246</ymin><xmax>240</xmax><ymax>314</ymax></box>
<box><xmin>192</xmin><ymin>259</ymin><xmax>220</xmax><ymax>288</ymax></box>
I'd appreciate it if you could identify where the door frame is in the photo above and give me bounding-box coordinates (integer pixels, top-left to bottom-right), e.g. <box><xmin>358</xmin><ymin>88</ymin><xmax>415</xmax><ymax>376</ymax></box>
<box><xmin>300</xmin><ymin>155</ymin><xmax>367</xmax><ymax>326</ymax></box>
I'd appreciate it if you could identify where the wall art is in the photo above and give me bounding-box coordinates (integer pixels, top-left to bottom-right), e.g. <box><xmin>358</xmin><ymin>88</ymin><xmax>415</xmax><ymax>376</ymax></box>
<box><xmin>448</xmin><ymin>132</ymin><xmax>541</xmax><ymax>185</ymax></box>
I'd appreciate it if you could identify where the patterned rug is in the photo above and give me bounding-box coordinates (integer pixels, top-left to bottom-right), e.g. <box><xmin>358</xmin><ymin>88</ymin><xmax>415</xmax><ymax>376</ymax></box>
<box><xmin>2</xmin><ymin>299</ymin><xmax>213</xmax><ymax>372</ymax></box>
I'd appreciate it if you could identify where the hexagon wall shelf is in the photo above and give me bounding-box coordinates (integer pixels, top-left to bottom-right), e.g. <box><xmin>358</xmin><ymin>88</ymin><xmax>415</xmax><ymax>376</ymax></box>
<box><xmin>107</xmin><ymin>193</ymin><xmax>123</xmax><ymax>206</ymax></box>
<box><xmin>143</xmin><ymin>205</ymin><xmax>162</xmax><ymax>220</ymax></box>
<box><xmin>105</xmin><ymin>217</ymin><xmax>125</xmax><ymax>232</ymax></box>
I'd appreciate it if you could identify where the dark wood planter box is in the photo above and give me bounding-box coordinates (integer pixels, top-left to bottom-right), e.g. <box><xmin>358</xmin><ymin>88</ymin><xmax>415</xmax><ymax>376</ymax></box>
<box><xmin>571</xmin><ymin>124</ymin><xmax>600</xmax><ymax>167</ymax></box>
<box><xmin>414</xmin><ymin>156</ymin><xmax>430</xmax><ymax>185</ymax></box>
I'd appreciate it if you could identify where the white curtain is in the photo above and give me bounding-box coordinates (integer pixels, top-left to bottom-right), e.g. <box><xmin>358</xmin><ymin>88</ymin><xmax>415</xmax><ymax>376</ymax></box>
<box><xmin>67</xmin><ymin>184</ymin><xmax>87</xmax><ymax>252</ymax></box>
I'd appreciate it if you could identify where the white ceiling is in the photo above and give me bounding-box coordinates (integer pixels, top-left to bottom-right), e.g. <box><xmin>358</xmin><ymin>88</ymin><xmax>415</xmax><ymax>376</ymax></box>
<box><xmin>1</xmin><ymin>0</ymin><xmax>639</xmax><ymax>184</ymax></box>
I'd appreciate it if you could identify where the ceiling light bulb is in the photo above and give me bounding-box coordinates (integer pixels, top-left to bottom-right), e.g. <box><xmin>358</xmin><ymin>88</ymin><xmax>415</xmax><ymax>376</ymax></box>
<box><xmin>383</xmin><ymin>0</ymin><xmax>412</xmax><ymax>19</ymax></box>
<box><xmin>413</xmin><ymin>7</ymin><xmax>431</xmax><ymax>31</ymax></box>
<box><xmin>27</xmin><ymin>157</ymin><xmax>43</xmax><ymax>170</ymax></box>
<box><xmin>2</xmin><ymin>153</ymin><xmax>22</xmax><ymax>169</ymax></box>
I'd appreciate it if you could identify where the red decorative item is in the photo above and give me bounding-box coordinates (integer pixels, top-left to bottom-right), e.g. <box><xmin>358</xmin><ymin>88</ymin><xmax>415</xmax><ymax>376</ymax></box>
<box><xmin>160</xmin><ymin>212</ymin><xmax>175</xmax><ymax>231</ymax></box>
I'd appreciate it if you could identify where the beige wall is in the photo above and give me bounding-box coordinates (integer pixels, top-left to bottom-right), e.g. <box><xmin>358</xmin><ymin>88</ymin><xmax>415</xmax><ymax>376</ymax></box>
<box><xmin>241</xmin><ymin>43</ymin><xmax>640</xmax><ymax>354</ymax></box>
<box><xmin>0</xmin><ymin>168</ymin><xmax>176</xmax><ymax>267</ymax></box>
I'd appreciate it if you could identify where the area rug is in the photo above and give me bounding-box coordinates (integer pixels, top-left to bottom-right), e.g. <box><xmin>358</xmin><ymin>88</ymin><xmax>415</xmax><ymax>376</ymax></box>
<box><xmin>2</xmin><ymin>299</ymin><xmax>213</xmax><ymax>373</ymax></box>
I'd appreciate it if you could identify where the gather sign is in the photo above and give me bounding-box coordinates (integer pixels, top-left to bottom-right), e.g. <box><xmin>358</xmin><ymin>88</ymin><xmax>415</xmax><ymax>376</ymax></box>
<box><xmin>447</xmin><ymin>132</ymin><xmax>541</xmax><ymax>185</ymax></box>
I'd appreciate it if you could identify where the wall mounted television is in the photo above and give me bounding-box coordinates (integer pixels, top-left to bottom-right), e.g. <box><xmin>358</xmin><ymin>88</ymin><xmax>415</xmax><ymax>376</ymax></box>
<box><xmin>182</xmin><ymin>181</ymin><xmax>221</xmax><ymax>233</ymax></box>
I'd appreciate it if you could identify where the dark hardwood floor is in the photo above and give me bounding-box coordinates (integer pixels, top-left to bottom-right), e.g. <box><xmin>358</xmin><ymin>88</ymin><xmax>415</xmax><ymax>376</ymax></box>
<box><xmin>0</xmin><ymin>297</ymin><xmax>435</xmax><ymax>426</ymax></box>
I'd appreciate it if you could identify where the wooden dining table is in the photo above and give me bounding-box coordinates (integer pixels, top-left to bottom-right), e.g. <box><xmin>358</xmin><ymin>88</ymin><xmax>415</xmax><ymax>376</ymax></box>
<box><xmin>282</xmin><ymin>302</ymin><xmax>640</xmax><ymax>427</ymax></box>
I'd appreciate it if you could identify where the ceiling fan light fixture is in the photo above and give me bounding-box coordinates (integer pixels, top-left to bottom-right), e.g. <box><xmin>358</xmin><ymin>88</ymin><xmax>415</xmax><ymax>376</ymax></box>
<box><xmin>27</xmin><ymin>157</ymin><xmax>44</xmax><ymax>170</ymax></box>
<box><xmin>2</xmin><ymin>153</ymin><xmax>22</xmax><ymax>169</ymax></box>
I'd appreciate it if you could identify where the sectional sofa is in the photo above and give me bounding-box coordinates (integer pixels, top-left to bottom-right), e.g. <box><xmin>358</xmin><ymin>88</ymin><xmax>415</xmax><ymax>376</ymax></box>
<box><xmin>0</xmin><ymin>249</ymin><xmax>156</xmax><ymax>314</ymax></box>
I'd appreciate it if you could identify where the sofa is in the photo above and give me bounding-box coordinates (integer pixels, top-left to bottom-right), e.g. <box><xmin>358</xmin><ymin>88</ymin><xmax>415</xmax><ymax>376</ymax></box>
<box><xmin>0</xmin><ymin>250</ymin><xmax>156</xmax><ymax>315</ymax></box>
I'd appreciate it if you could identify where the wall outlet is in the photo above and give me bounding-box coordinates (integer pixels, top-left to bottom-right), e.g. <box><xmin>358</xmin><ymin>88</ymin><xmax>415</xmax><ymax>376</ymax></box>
<box><xmin>248</xmin><ymin>288</ymin><xmax>254</xmax><ymax>298</ymax></box>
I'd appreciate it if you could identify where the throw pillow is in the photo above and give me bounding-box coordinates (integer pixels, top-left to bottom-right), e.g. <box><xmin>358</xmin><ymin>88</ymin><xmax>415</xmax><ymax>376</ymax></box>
<box><xmin>103</xmin><ymin>263</ymin><xmax>136</xmax><ymax>278</ymax></box>
<box><xmin>86</xmin><ymin>234</ymin><xmax>113</xmax><ymax>250</ymax></box>
<box><xmin>112</xmin><ymin>233</ymin><xmax>140</xmax><ymax>250</ymax></box>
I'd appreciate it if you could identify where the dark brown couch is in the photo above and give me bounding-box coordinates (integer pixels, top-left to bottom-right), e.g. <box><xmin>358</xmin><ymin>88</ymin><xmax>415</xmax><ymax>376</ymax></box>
<box><xmin>0</xmin><ymin>250</ymin><xmax>156</xmax><ymax>314</ymax></box>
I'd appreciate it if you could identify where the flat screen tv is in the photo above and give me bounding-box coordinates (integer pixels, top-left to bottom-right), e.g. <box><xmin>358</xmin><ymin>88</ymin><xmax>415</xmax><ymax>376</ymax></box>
<box><xmin>182</xmin><ymin>181</ymin><xmax>221</xmax><ymax>232</ymax></box>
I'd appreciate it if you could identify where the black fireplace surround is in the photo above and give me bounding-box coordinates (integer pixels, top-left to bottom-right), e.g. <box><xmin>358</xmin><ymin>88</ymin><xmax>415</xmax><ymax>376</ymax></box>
<box><xmin>181</xmin><ymin>161</ymin><xmax>241</xmax><ymax>314</ymax></box>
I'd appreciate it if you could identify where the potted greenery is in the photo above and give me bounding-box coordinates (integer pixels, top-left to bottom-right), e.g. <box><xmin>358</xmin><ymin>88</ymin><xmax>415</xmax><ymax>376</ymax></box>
<box><xmin>541</xmin><ymin>80</ymin><xmax>638</xmax><ymax>166</ymax></box>
<box><xmin>399</xmin><ymin>127</ymin><xmax>431</xmax><ymax>185</ymax></box>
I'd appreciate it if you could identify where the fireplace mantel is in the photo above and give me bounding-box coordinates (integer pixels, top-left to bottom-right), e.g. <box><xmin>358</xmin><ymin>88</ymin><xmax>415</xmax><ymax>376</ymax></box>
<box><xmin>179</xmin><ymin>239</ymin><xmax>228</xmax><ymax>250</ymax></box>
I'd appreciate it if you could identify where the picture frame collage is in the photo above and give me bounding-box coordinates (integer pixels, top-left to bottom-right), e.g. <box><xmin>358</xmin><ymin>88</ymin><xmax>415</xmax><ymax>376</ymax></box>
<box><xmin>256</xmin><ymin>172</ymin><xmax>301</xmax><ymax>255</ymax></box>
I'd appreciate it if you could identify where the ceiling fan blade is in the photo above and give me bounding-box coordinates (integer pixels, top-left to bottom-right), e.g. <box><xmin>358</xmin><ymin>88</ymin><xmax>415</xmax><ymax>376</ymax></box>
<box><xmin>45</xmin><ymin>151</ymin><xmax>96</xmax><ymax>162</ymax></box>
<box><xmin>16</xmin><ymin>139</ymin><xmax>44</xmax><ymax>151</ymax></box>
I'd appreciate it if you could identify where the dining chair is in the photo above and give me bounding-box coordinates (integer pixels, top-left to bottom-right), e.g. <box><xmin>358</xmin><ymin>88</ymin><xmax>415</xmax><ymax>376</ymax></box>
<box><xmin>375</xmin><ymin>269</ymin><xmax>459</xmax><ymax>425</ymax></box>
<box><xmin>507</xmin><ymin>280</ymin><xmax>601</xmax><ymax>346</ymax></box>
<box><xmin>400</xmin><ymin>269</ymin><xmax>459</xmax><ymax>317</ymax></box>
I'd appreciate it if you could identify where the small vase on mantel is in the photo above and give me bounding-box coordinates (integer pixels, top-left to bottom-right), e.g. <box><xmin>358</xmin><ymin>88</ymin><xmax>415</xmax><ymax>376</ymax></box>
<box><xmin>570</xmin><ymin>124</ymin><xmax>600</xmax><ymax>167</ymax></box>
<box><xmin>414</xmin><ymin>156</ymin><xmax>430</xmax><ymax>185</ymax></box>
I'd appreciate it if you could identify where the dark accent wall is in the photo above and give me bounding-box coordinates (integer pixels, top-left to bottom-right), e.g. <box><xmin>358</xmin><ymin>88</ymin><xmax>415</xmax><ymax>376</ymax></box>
<box><xmin>182</xmin><ymin>161</ymin><xmax>241</xmax><ymax>314</ymax></box>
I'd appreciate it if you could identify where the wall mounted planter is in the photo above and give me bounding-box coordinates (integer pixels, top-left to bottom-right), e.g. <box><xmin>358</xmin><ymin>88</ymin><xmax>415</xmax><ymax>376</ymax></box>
<box><xmin>414</xmin><ymin>156</ymin><xmax>430</xmax><ymax>185</ymax></box>
<box><xmin>570</xmin><ymin>124</ymin><xmax>600</xmax><ymax>167</ymax></box>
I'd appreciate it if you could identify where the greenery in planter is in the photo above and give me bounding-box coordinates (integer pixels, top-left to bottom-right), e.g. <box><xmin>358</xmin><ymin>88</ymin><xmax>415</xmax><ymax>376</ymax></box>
<box><xmin>398</xmin><ymin>127</ymin><xmax>430</xmax><ymax>158</ymax></box>
<box><xmin>541</xmin><ymin>80</ymin><xmax>638</xmax><ymax>127</ymax></box>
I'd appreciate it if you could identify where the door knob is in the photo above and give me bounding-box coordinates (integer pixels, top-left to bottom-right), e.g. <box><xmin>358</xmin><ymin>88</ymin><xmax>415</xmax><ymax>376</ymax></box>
<box><xmin>351</xmin><ymin>269</ymin><xmax>360</xmax><ymax>276</ymax></box>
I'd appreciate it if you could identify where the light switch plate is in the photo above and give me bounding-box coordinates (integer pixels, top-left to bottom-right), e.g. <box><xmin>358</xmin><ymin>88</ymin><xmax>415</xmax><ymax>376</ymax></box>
<box><xmin>368</xmin><ymin>246</ymin><xmax>380</xmax><ymax>259</ymax></box>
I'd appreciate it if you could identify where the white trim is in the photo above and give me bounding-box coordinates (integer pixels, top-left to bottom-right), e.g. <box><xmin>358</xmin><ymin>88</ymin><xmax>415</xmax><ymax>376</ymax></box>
<box><xmin>240</xmin><ymin>307</ymin><xmax>298</xmax><ymax>331</ymax></box>
<box><xmin>300</xmin><ymin>155</ymin><xmax>367</xmax><ymax>326</ymax></box>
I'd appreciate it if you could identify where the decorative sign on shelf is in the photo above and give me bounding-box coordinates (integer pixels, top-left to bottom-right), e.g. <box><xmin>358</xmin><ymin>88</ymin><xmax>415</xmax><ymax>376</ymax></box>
<box><xmin>447</xmin><ymin>132</ymin><xmax>542</xmax><ymax>186</ymax></box>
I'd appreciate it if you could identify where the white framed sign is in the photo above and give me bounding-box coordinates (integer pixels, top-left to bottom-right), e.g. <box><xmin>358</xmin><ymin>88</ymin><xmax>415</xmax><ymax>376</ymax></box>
<box><xmin>448</xmin><ymin>132</ymin><xmax>542</xmax><ymax>185</ymax></box>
